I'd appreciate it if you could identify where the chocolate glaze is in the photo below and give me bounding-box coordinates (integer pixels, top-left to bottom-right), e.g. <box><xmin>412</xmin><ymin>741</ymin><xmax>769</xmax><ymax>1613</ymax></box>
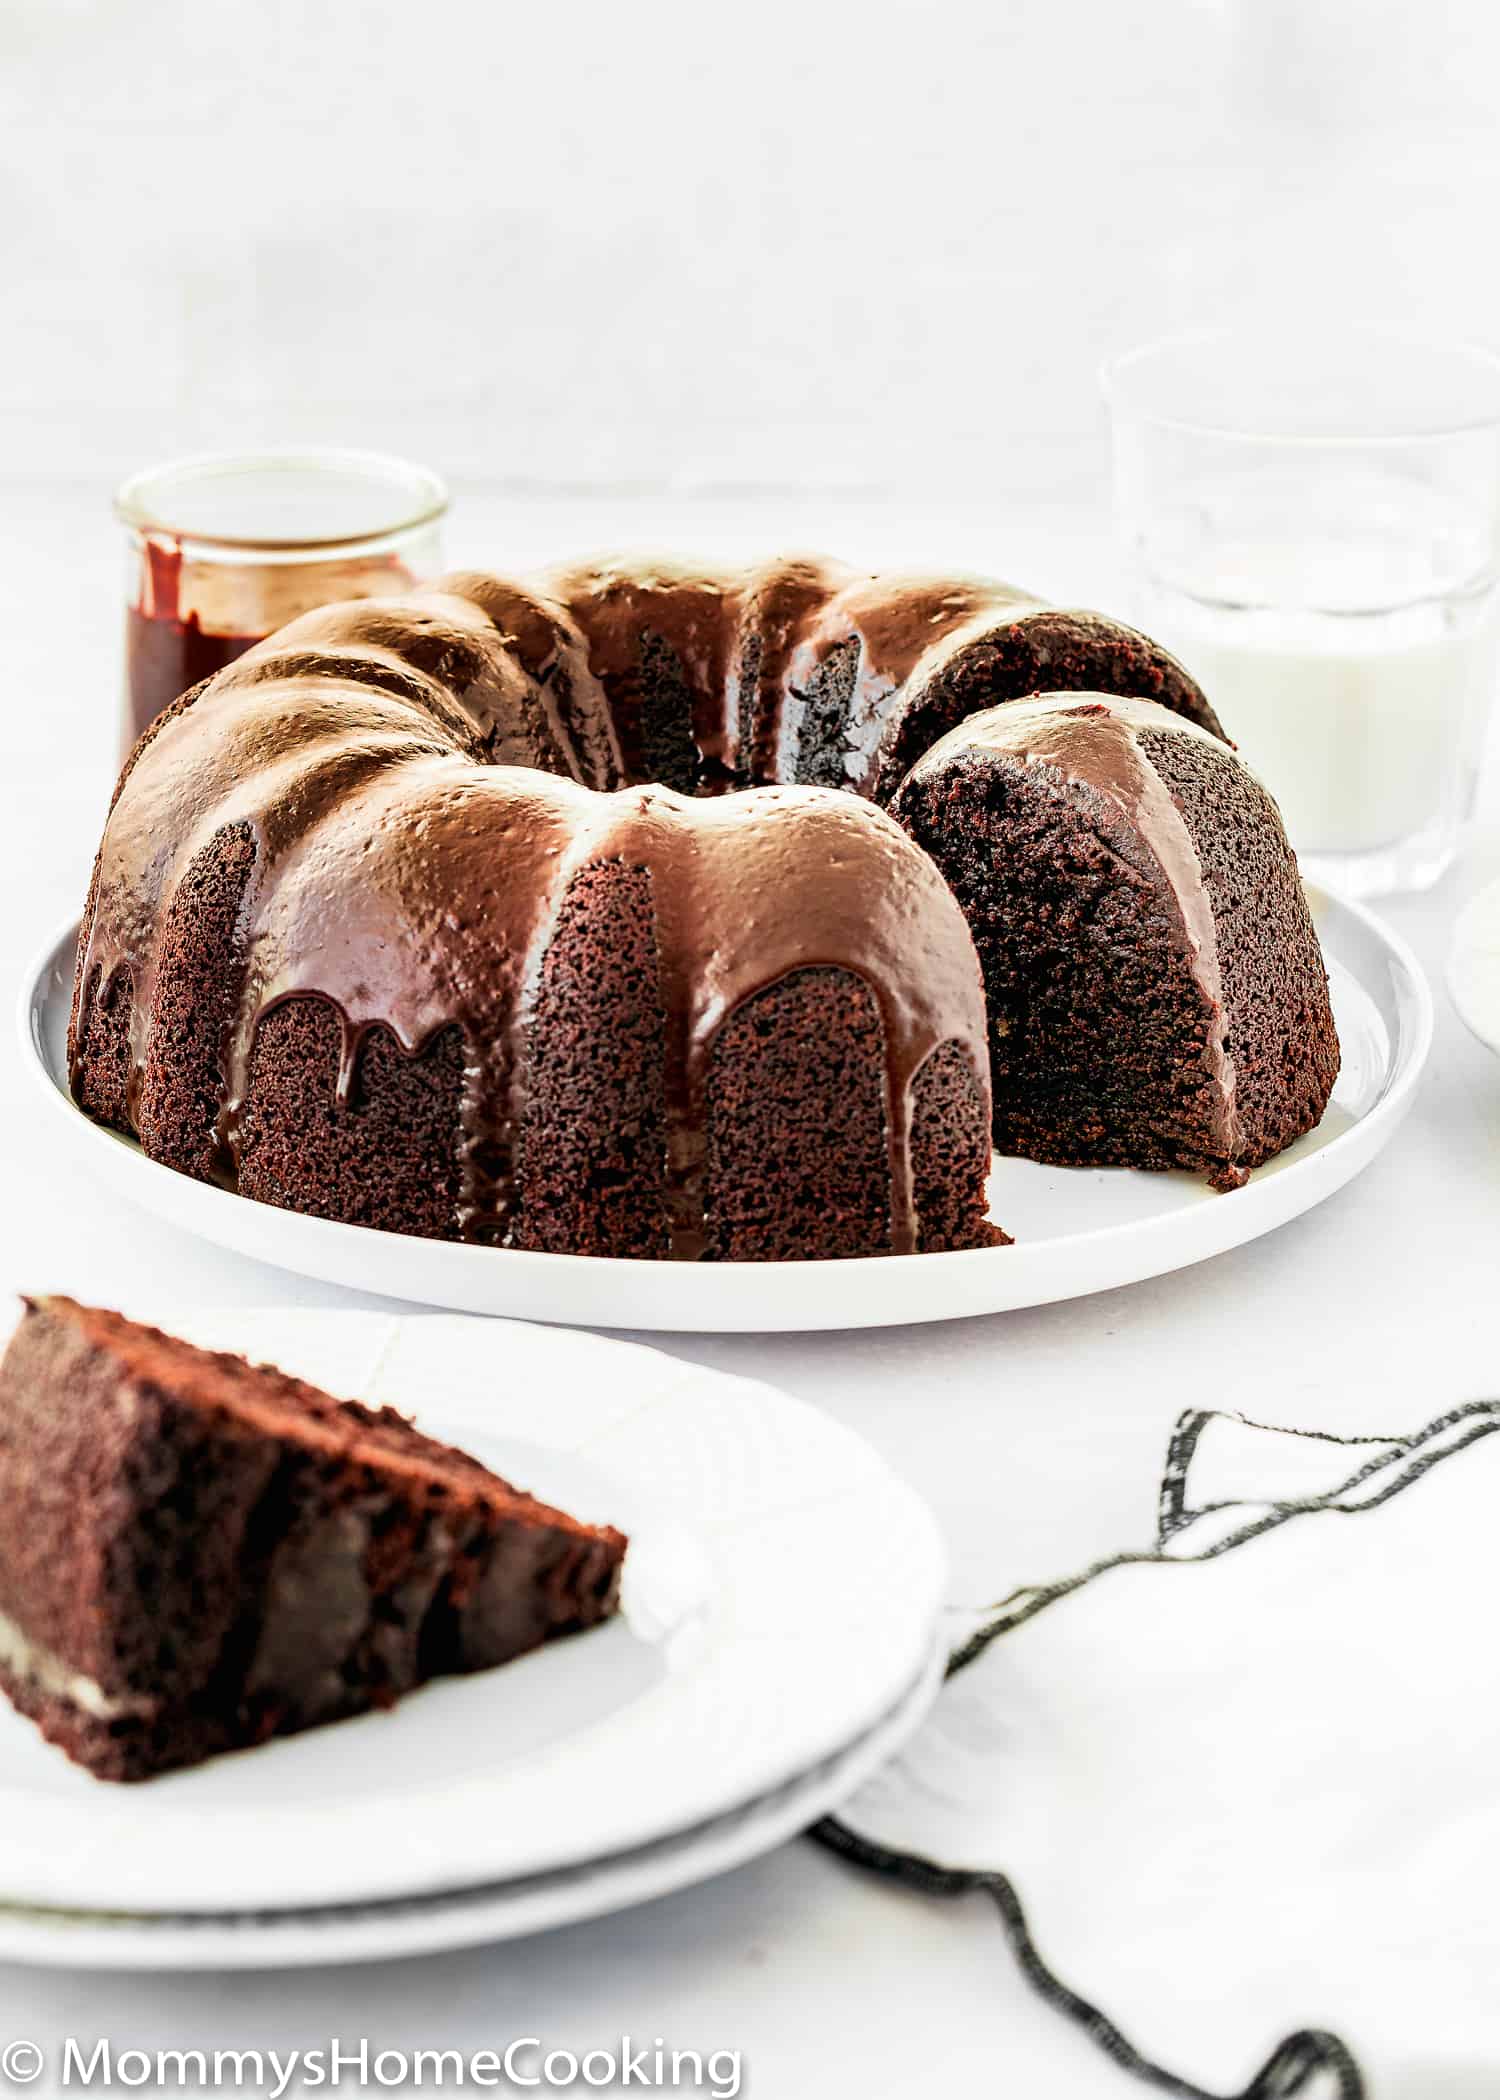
<box><xmin>788</xmin><ymin>572</ymin><xmax>1042</xmax><ymax>791</ymax></box>
<box><xmin>737</xmin><ymin>555</ymin><xmax>852</xmax><ymax>781</ymax></box>
<box><xmin>74</xmin><ymin>559</ymin><xmax>1222</xmax><ymax>1259</ymax></box>
<box><xmin>906</xmin><ymin>693</ymin><xmax>1243</xmax><ymax>1160</ymax></box>
<box><xmin>122</xmin><ymin>539</ymin><xmax>419</xmax><ymax>752</ymax></box>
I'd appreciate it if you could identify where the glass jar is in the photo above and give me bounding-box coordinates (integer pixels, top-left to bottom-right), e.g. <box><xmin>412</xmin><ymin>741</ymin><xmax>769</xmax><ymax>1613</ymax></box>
<box><xmin>115</xmin><ymin>449</ymin><xmax>448</xmax><ymax>759</ymax></box>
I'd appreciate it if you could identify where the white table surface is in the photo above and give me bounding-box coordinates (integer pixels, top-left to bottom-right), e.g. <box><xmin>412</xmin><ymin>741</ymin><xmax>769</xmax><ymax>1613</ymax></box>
<box><xmin>1</xmin><ymin>484</ymin><xmax>1495</xmax><ymax>2096</ymax></box>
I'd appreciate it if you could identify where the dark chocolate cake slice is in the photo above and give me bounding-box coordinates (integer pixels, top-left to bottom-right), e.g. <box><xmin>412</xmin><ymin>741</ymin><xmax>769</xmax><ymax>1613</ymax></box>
<box><xmin>891</xmin><ymin>694</ymin><xmax>1340</xmax><ymax>1190</ymax></box>
<box><xmin>0</xmin><ymin>1297</ymin><xmax>627</xmax><ymax>1782</ymax></box>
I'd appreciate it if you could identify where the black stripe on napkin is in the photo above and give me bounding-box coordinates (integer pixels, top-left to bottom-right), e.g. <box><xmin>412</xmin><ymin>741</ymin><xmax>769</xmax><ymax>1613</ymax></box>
<box><xmin>814</xmin><ymin>1398</ymin><xmax>1500</xmax><ymax>2100</ymax></box>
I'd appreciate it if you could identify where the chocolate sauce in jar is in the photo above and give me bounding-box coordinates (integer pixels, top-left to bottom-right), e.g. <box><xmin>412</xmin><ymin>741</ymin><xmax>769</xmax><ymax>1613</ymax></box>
<box><xmin>115</xmin><ymin>452</ymin><xmax>449</xmax><ymax>761</ymax></box>
<box><xmin>123</xmin><ymin>540</ymin><xmax>262</xmax><ymax>748</ymax></box>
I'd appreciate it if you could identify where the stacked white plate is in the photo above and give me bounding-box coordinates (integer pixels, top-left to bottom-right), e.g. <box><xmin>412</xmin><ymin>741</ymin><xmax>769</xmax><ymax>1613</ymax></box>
<box><xmin>0</xmin><ymin>1309</ymin><xmax>946</xmax><ymax>1969</ymax></box>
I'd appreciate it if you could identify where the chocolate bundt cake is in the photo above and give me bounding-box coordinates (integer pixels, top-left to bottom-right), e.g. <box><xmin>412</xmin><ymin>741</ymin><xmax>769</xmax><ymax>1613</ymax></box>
<box><xmin>890</xmin><ymin>695</ymin><xmax>1340</xmax><ymax>1189</ymax></box>
<box><xmin>0</xmin><ymin>1296</ymin><xmax>626</xmax><ymax>1781</ymax></box>
<box><xmin>70</xmin><ymin>558</ymin><xmax>1222</xmax><ymax>1261</ymax></box>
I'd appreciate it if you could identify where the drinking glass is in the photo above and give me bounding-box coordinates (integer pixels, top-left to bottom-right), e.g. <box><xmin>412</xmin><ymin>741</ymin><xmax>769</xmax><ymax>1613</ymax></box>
<box><xmin>1103</xmin><ymin>330</ymin><xmax>1500</xmax><ymax>895</ymax></box>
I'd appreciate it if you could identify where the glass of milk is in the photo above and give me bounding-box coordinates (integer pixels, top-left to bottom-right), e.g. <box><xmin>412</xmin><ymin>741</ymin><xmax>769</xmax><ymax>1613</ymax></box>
<box><xmin>1103</xmin><ymin>330</ymin><xmax>1500</xmax><ymax>894</ymax></box>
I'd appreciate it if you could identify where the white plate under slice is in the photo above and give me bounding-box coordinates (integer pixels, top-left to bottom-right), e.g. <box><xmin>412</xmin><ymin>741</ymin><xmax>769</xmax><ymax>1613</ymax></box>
<box><xmin>0</xmin><ymin>1307</ymin><xmax>946</xmax><ymax>1919</ymax></box>
<box><xmin>0</xmin><ymin>1638</ymin><xmax>940</xmax><ymax>1972</ymax></box>
<box><xmin>20</xmin><ymin>886</ymin><xmax>1431</xmax><ymax>1333</ymax></box>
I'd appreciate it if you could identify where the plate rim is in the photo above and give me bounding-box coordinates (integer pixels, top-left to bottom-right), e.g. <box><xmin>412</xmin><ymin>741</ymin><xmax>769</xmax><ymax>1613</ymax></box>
<box><xmin>19</xmin><ymin>886</ymin><xmax>1434</xmax><ymax>1333</ymax></box>
<box><xmin>1447</xmin><ymin>870</ymin><xmax>1500</xmax><ymax>1055</ymax></box>
<box><xmin>0</xmin><ymin>1628</ymin><xmax>945</xmax><ymax>1971</ymax></box>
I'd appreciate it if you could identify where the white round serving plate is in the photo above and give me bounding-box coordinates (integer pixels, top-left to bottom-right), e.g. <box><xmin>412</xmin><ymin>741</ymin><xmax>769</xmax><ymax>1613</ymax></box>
<box><xmin>0</xmin><ymin>1641</ymin><xmax>936</xmax><ymax>1971</ymax></box>
<box><xmin>21</xmin><ymin>886</ymin><xmax>1431</xmax><ymax>1333</ymax></box>
<box><xmin>1448</xmin><ymin>872</ymin><xmax>1500</xmax><ymax>1055</ymax></box>
<box><xmin>0</xmin><ymin>1308</ymin><xmax>945</xmax><ymax>1920</ymax></box>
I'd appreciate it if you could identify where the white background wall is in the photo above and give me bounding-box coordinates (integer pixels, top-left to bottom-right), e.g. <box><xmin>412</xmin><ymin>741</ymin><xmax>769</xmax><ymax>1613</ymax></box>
<box><xmin>5</xmin><ymin>0</ymin><xmax>1500</xmax><ymax>508</ymax></box>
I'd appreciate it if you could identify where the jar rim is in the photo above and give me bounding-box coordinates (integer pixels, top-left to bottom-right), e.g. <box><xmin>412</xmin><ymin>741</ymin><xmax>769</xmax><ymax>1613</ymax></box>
<box><xmin>114</xmin><ymin>448</ymin><xmax>449</xmax><ymax>552</ymax></box>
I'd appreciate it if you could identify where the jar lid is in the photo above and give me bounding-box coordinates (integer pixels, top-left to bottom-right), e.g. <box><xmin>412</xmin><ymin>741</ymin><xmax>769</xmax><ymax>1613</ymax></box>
<box><xmin>114</xmin><ymin>449</ymin><xmax>449</xmax><ymax>551</ymax></box>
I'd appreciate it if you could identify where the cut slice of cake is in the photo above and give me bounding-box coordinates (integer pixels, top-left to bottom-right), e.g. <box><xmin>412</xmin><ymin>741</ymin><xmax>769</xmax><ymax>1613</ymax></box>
<box><xmin>891</xmin><ymin>694</ymin><xmax>1340</xmax><ymax>1190</ymax></box>
<box><xmin>0</xmin><ymin>1297</ymin><xmax>627</xmax><ymax>1782</ymax></box>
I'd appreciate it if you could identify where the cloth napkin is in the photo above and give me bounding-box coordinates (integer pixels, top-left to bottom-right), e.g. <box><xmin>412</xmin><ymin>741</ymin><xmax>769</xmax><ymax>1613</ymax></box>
<box><xmin>820</xmin><ymin>1401</ymin><xmax>1500</xmax><ymax>2099</ymax></box>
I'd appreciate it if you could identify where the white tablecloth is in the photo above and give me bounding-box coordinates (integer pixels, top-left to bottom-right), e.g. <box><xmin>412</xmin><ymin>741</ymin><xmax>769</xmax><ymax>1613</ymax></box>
<box><xmin>1</xmin><ymin>485</ymin><xmax>1495</xmax><ymax>2097</ymax></box>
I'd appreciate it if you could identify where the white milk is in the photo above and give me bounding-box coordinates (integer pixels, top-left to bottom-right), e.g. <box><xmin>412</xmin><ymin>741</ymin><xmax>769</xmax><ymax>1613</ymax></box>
<box><xmin>1154</xmin><ymin>603</ymin><xmax>1478</xmax><ymax>854</ymax></box>
<box><xmin>1136</xmin><ymin>492</ymin><xmax>1496</xmax><ymax>875</ymax></box>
